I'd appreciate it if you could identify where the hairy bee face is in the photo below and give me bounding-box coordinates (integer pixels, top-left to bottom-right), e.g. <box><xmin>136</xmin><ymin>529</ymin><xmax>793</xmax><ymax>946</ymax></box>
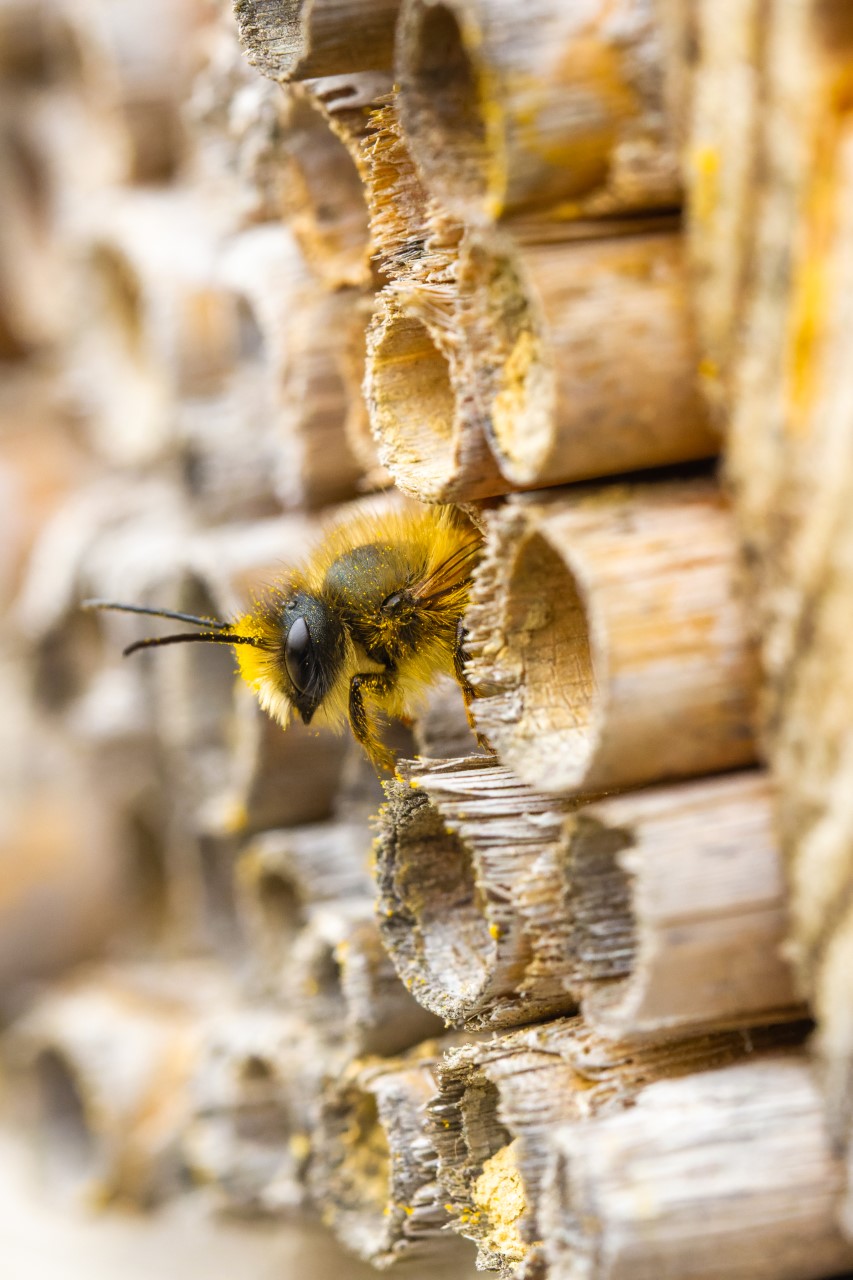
<box><xmin>279</xmin><ymin>591</ymin><xmax>346</xmax><ymax>724</ymax></box>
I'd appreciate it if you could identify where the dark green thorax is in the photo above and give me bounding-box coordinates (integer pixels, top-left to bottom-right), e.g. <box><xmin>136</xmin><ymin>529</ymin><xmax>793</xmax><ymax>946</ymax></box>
<box><xmin>323</xmin><ymin>541</ymin><xmax>425</xmax><ymax>665</ymax></box>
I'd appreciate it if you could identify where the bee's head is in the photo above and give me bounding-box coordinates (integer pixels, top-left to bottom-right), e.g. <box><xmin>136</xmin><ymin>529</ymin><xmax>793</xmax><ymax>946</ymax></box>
<box><xmin>82</xmin><ymin>591</ymin><xmax>347</xmax><ymax>731</ymax></box>
<box><xmin>234</xmin><ymin>589</ymin><xmax>346</xmax><ymax>727</ymax></box>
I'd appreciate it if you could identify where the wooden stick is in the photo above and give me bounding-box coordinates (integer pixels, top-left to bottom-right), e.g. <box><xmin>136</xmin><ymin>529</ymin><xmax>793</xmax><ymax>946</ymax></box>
<box><xmin>541</xmin><ymin>1054</ymin><xmax>853</xmax><ymax>1280</ymax></box>
<box><xmin>184</xmin><ymin>1007</ymin><xmax>335</xmax><ymax>1215</ymax></box>
<box><xmin>11</xmin><ymin>964</ymin><xmax>218</xmax><ymax>1206</ymax></box>
<box><xmin>568</xmin><ymin>773</ymin><xmax>804</xmax><ymax>1038</ymax></box>
<box><xmin>310</xmin><ymin>1046</ymin><xmax>469</xmax><ymax>1268</ymax></box>
<box><xmin>234</xmin><ymin>0</ymin><xmax>402</xmax><ymax>82</ymax></box>
<box><xmin>396</xmin><ymin>0</ymin><xmax>680</xmax><ymax>225</ymax></box>
<box><xmin>465</xmin><ymin>481</ymin><xmax>759</xmax><ymax>794</ymax></box>
<box><xmin>290</xmin><ymin>902</ymin><xmax>444</xmax><ymax>1056</ymax></box>
<box><xmin>463</xmin><ymin>229</ymin><xmax>715</xmax><ymax>488</ymax></box>
<box><xmin>375</xmin><ymin>755</ymin><xmax>584</xmax><ymax>1029</ymax></box>
<box><xmin>429</xmin><ymin>1019</ymin><xmax>801</xmax><ymax>1275</ymax></box>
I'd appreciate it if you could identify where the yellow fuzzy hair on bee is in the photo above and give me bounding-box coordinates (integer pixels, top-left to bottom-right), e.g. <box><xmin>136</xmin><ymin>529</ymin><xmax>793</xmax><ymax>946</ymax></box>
<box><xmin>85</xmin><ymin>504</ymin><xmax>482</xmax><ymax>772</ymax></box>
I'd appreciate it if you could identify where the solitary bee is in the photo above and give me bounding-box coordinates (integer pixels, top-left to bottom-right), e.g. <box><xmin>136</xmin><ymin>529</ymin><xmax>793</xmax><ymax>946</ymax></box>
<box><xmin>85</xmin><ymin>504</ymin><xmax>482</xmax><ymax>772</ymax></box>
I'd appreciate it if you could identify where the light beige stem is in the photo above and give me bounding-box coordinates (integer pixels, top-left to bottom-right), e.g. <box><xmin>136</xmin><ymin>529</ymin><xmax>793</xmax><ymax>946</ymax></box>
<box><xmin>364</xmin><ymin>284</ymin><xmax>506</xmax><ymax>502</ymax></box>
<box><xmin>281</xmin><ymin>74</ymin><xmax>392</xmax><ymax>288</ymax></box>
<box><xmin>542</xmin><ymin>1054</ymin><xmax>853</xmax><ymax>1280</ymax></box>
<box><xmin>235</xmin><ymin>821</ymin><xmax>373</xmax><ymax>983</ymax></box>
<box><xmin>569</xmin><ymin>773</ymin><xmax>803</xmax><ymax>1038</ymax></box>
<box><xmin>234</xmin><ymin>0</ymin><xmax>402</xmax><ymax>81</ymax></box>
<box><xmin>465</xmin><ymin>481</ymin><xmax>759</xmax><ymax>794</ymax></box>
<box><xmin>463</xmin><ymin>229</ymin><xmax>714</xmax><ymax>487</ymax></box>
<box><xmin>310</xmin><ymin>1047</ymin><xmax>468</xmax><ymax>1268</ymax></box>
<box><xmin>11</xmin><ymin>964</ymin><xmax>218</xmax><ymax>1206</ymax></box>
<box><xmin>184</xmin><ymin>1008</ymin><xmax>336</xmax><ymax>1215</ymax></box>
<box><xmin>397</xmin><ymin>0</ymin><xmax>679</xmax><ymax>224</ymax></box>
<box><xmin>375</xmin><ymin>755</ymin><xmax>584</xmax><ymax>1029</ymax></box>
<box><xmin>430</xmin><ymin>1019</ymin><xmax>799</xmax><ymax>1275</ymax></box>
<box><xmin>218</xmin><ymin>225</ymin><xmax>363</xmax><ymax>509</ymax></box>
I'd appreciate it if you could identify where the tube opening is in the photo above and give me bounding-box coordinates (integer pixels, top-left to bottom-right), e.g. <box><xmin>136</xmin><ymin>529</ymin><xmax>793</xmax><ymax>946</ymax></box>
<box><xmin>256</xmin><ymin>870</ymin><xmax>304</xmax><ymax>945</ymax></box>
<box><xmin>479</xmin><ymin>250</ymin><xmax>553</xmax><ymax>483</ymax></box>
<box><xmin>401</xmin><ymin>2</ymin><xmax>494</xmax><ymax>213</ymax></box>
<box><xmin>34</xmin><ymin>1049</ymin><xmax>97</xmax><ymax>1193</ymax></box>
<box><xmin>284</xmin><ymin>95</ymin><xmax>371</xmax><ymax>286</ymax></box>
<box><xmin>570</xmin><ymin>818</ymin><xmax>636</xmax><ymax>982</ymax></box>
<box><xmin>369</xmin><ymin>313</ymin><xmax>458</xmax><ymax>494</ymax></box>
<box><xmin>90</xmin><ymin>244</ymin><xmax>144</xmax><ymax>359</ymax></box>
<box><xmin>504</xmin><ymin>532</ymin><xmax>599</xmax><ymax>780</ymax></box>
<box><xmin>392</xmin><ymin>798</ymin><xmax>495</xmax><ymax>1009</ymax></box>
<box><xmin>340</xmin><ymin>1089</ymin><xmax>392</xmax><ymax>1221</ymax></box>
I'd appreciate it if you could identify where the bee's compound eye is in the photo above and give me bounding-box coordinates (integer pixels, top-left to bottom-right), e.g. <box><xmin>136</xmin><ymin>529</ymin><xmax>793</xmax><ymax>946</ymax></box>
<box><xmin>284</xmin><ymin>615</ymin><xmax>314</xmax><ymax>693</ymax></box>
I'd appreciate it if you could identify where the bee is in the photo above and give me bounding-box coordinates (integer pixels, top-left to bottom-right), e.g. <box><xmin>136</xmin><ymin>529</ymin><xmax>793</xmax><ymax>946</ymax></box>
<box><xmin>85</xmin><ymin>504</ymin><xmax>482</xmax><ymax>772</ymax></box>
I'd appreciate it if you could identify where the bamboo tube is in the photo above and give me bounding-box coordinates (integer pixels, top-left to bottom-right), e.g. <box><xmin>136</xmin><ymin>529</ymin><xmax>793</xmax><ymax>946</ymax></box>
<box><xmin>11</xmin><ymin>965</ymin><xmax>219</xmax><ymax>1206</ymax></box>
<box><xmin>290</xmin><ymin>904</ymin><xmax>444</xmax><ymax>1056</ymax></box>
<box><xmin>464</xmin><ymin>482</ymin><xmax>759</xmax><ymax>794</ymax></box>
<box><xmin>234</xmin><ymin>0</ymin><xmax>401</xmax><ymax>81</ymax></box>
<box><xmin>541</xmin><ymin>1054</ymin><xmax>853</xmax><ymax>1280</ymax></box>
<box><xmin>185</xmin><ymin>1008</ymin><xmax>334</xmax><ymax>1215</ymax></box>
<box><xmin>310</xmin><ymin>1047</ymin><xmax>470</xmax><ymax>1268</ymax></box>
<box><xmin>463</xmin><ymin>229</ymin><xmax>715</xmax><ymax>488</ymax></box>
<box><xmin>396</xmin><ymin>0</ymin><xmax>680</xmax><ymax>225</ymax></box>
<box><xmin>365</xmin><ymin>283</ymin><xmax>507</xmax><ymax>502</ymax></box>
<box><xmin>429</xmin><ymin>1019</ymin><xmax>799</xmax><ymax>1275</ymax></box>
<box><xmin>218</xmin><ymin>225</ymin><xmax>363</xmax><ymax>508</ymax></box>
<box><xmin>365</xmin><ymin>223</ymin><xmax>712</xmax><ymax>501</ymax></box>
<box><xmin>236</xmin><ymin>821</ymin><xmax>373</xmax><ymax>983</ymax></box>
<box><xmin>569</xmin><ymin>774</ymin><xmax>803</xmax><ymax>1038</ymax></box>
<box><xmin>376</xmin><ymin>755</ymin><xmax>585</xmax><ymax>1029</ymax></box>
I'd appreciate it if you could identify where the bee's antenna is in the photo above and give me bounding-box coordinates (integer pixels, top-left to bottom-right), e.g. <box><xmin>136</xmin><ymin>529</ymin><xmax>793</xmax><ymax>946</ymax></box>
<box><xmin>82</xmin><ymin>599</ymin><xmax>231</xmax><ymax>631</ymax></box>
<box><xmin>122</xmin><ymin>632</ymin><xmax>267</xmax><ymax>658</ymax></box>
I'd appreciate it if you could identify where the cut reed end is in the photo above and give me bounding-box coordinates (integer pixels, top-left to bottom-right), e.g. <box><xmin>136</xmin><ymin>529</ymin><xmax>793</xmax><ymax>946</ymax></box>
<box><xmin>365</xmin><ymin>304</ymin><xmax>459</xmax><ymax>501</ymax></box>
<box><xmin>283</xmin><ymin>87</ymin><xmax>373</xmax><ymax>288</ymax></box>
<box><xmin>375</xmin><ymin>778</ymin><xmax>498</xmax><ymax>1026</ymax></box>
<box><xmin>398</xmin><ymin>0</ymin><xmax>501</xmax><ymax>221</ymax></box>
<box><xmin>33</xmin><ymin>1048</ymin><xmax>100</xmax><ymax>1198</ymax></box>
<box><xmin>467</xmin><ymin>515</ymin><xmax>601</xmax><ymax>795</ymax></box>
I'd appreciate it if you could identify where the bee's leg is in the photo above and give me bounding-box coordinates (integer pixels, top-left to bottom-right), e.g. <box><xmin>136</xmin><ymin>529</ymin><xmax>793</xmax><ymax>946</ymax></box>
<box><xmin>454</xmin><ymin>619</ymin><xmax>494</xmax><ymax>754</ymax></box>
<box><xmin>349</xmin><ymin>671</ymin><xmax>397</xmax><ymax>774</ymax></box>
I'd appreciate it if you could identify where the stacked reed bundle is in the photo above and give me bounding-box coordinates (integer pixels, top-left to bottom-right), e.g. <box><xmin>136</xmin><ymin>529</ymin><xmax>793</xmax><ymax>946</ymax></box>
<box><xmin>4</xmin><ymin>0</ymin><xmax>850</xmax><ymax>1276</ymax></box>
<box><xmin>658</xmin><ymin>0</ymin><xmax>853</xmax><ymax>1226</ymax></box>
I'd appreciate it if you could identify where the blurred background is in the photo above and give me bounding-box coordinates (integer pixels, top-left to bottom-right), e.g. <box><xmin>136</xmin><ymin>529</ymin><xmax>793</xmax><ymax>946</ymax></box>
<box><xmin>0</xmin><ymin>1</ymin><xmax>455</xmax><ymax>1274</ymax></box>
